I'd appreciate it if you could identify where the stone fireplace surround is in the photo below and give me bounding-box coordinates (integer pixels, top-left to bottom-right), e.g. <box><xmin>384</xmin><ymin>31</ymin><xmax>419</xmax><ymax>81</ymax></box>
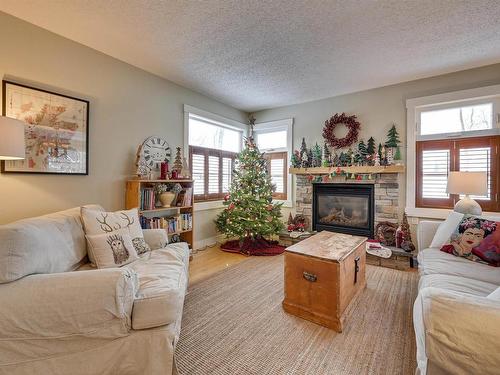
<box><xmin>295</xmin><ymin>174</ymin><xmax>400</xmax><ymax>233</ymax></box>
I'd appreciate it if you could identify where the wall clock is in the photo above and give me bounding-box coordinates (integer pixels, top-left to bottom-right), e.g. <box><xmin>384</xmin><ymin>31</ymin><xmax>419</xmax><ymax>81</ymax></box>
<box><xmin>138</xmin><ymin>136</ymin><xmax>171</xmax><ymax>172</ymax></box>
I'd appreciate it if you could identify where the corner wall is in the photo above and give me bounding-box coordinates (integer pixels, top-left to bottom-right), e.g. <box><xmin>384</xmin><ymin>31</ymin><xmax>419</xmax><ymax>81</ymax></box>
<box><xmin>0</xmin><ymin>12</ymin><xmax>247</xmax><ymax>246</ymax></box>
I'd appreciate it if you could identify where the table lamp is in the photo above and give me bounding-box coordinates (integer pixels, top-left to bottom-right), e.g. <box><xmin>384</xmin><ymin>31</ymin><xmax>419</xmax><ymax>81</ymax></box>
<box><xmin>0</xmin><ymin>116</ymin><xmax>25</xmax><ymax>161</ymax></box>
<box><xmin>446</xmin><ymin>171</ymin><xmax>487</xmax><ymax>215</ymax></box>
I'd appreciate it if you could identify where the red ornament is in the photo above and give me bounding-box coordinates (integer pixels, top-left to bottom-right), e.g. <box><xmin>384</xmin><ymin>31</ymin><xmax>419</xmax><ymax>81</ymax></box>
<box><xmin>336</xmin><ymin>167</ymin><xmax>342</xmax><ymax>174</ymax></box>
<box><xmin>228</xmin><ymin>203</ymin><xmax>235</xmax><ymax>210</ymax></box>
<box><xmin>322</xmin><ymin>113</ymin><xmax>361</xmax><ymax>149</ymax></box>
<box><xmin>224</xmin><ymin>194</ymin><xmax>230</xmax><ymax>201</ymax></box>
<box><xmin>307</xmin><ymin>175</ymin><xmax>314</xmax><ymax>182</ymax></box>
<box><xmin>356</xmin><ymin>174</ymin><xmax>362</xmax><ymax>181</ymax></box>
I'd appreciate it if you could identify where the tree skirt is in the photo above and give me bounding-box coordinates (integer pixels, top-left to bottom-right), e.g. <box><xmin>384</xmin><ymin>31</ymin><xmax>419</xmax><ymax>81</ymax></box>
<box><xmin>221</xmin><ymin>237</ymin><xmax>285</xmax><ymax>256</ymax></box>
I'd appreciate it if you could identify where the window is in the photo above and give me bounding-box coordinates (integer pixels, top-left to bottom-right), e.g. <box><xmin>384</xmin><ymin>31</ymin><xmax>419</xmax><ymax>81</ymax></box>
<box><xmin>407</xmin><ymin>86</ymin><xmax>500</xmax><ymax>217</ymax></box>
<box><xmin>184</xmin><ymin>106</ymin><xmax>244</xmax><ymax>203</ymax></box>
<box><xmin>416</xmin><ymin>136</ymin><xmax>499</xmax><ymax>211</ymax></box>
<box><xmin>254</xmin><ymin>119</ymin><xmax>293</xmax><ymax>202</ymax></box>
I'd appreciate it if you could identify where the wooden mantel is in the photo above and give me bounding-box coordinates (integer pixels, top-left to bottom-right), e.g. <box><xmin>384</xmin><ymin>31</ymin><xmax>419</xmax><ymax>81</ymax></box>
<box><xmin>289</xmin><ymin>165</ymin><xmax>405</xmax><ymax>175</ymax></box>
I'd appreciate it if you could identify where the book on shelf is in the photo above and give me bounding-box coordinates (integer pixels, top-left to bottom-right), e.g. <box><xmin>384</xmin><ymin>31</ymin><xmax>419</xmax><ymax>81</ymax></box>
<box><xmin>140</xmin><ymin>188</ymin><xmax>156</xmax><ymax>211</ymax></box>
<box><xmin>176</xmin><ymin>188</ymin><xmax>192</xmax><ymax>207</ymax></box>
<box><xmin>140</xmin><ymin>213</ymin><xmax>193</xmax><ymax>233</ymax></box>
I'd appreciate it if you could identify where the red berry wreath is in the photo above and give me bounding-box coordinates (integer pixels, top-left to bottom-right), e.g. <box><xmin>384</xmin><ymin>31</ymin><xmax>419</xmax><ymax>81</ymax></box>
<box><xmin>322</xmin><ymin>113</ymin><xmax>360</xmax><ymax>149</ymax></box>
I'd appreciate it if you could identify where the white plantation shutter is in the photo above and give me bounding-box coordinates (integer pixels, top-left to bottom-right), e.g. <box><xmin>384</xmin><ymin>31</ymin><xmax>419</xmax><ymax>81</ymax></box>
<box><xmin>222</xmin><ymin>157</ymin><xmax>232</xmax><ymax>192</ymax></box>
<box><xmin>264</xmin><ymin>151</ymin><xmax>287</xmax><ymax>200</ymax></box>
<box><xmin>421</xmin><ymin>149</ymin><xmax>450</xmax><ymax>198</ymax></box>
<box><xmin>417</xmin><ymin>136</ymin><xmax>499</xmax><ymax>211</ymax></box>
<box><xmin>208</xmin><ymin>156</ymin><xmax>220</xmax><ymax>194</ymax></box>
<box><xmin>192</xmin><ymin>153</ymin><xmax>205</xmax><ymax>195</ymax></box>
<box><xmin>270</xmin><ymin>159</ymin><xmax>285</xmax><ymax>193</ymax></box>
<box><xmin>190</xmin><ymin>146</ymin><xmax>237</xmax><ymax>201</ymax></box>
<box><xmin>459</xmin><ymin>147</ymin><xmax>491</xmax><ymax>200</ymax></box>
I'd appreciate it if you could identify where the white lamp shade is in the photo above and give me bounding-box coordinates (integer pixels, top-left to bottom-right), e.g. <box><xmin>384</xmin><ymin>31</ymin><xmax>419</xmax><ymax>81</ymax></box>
<box><xmin>0</xmin><ymin>116</ymin><xmax>26</xmax><ymax>160</ymax></box>
<box><xmin>446</xmin><ymin>171</ymin><xmax>487</xmax><ymax>195</ymax></box>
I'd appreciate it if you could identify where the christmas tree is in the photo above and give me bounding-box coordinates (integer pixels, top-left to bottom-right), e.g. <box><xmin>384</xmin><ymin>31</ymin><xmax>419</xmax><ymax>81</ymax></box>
<box><xmin>173</xmin><ymin>147</ymin><xmax>183</xmax><ymax>172</ymax></box>
<box><xmin>367</xmin><ymin>137</ymin><xmax>376</xmax><ymax>156</ymax></box>
<box><xmin>215</xmin><ymin>133</ymin><xmax>284</xmax><ymax>252</ymax></box>
<box><xmin>312</xmin><ymin>143</ymin><xmax>322</xmax><ymax>167</ymax></box>
<box><xmin>307</xmin><ymin>149</ymin><xmax>314</xmax><ymax>167</ymax></box>
<box><xmin>378</xmin><ymin>143</ymin><xmax>383</xmax><ymax>164</ymax></box>
<box><xmin>385</xmin><ymin>124</ymin><xmax>401</xmax><ymax>148</ymax></box>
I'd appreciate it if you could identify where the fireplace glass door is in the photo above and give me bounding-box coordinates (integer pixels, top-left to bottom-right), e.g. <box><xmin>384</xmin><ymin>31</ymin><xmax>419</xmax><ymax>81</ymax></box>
<box><xmin>313</xmin><ymin>183</ymin><xmax>374</xmax><ymax>238</ymax></box>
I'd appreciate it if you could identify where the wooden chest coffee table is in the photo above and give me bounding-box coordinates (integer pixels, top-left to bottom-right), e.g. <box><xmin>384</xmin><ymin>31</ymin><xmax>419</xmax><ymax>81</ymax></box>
<box><xmin>282</xmin><ymin>231</ymin><xmax>367</xmax><ymax>332</ymax></box>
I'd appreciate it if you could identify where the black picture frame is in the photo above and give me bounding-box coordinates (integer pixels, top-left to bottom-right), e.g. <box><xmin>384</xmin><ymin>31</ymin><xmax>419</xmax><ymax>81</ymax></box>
<box><xmin>1</xmin><ymin>80</ymin><xmax>89</xmax><ymax>175</ymax></box>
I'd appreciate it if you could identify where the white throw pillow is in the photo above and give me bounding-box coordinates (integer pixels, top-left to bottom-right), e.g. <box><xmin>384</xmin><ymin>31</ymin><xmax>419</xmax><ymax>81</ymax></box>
<box><xmin>486</xmin><ymin>287</ymin><xmax>500</xmax><ymax>302</ymax></box>
<box><xmin>86</xmin><ymin>229</ymin><xmax>139</xmax><ymax>268</ymax></box>
<box><xmin>430</xmin><ymin>211</ymin><xmax>464</xmax><ymax>248</ymax></box>
<box><xmin>81</xmin><ymin>207</ymin><xmax>151</xmax><ymax>262</ymax></box>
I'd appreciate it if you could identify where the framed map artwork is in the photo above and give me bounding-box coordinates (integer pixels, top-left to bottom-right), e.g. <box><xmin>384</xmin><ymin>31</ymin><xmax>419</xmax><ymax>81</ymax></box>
<box><xmin>1</xmin><ymin>80</ymin><xmax>89</xmax><ymax>174</ymax></box>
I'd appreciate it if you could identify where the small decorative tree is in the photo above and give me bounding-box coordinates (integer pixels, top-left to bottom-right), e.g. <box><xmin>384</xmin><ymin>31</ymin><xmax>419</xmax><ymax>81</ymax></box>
<box><xmin>323</xmin><ymin>142</ymin><xmax>331</xmax><ymax>167</ymax></box>
<box><xmin>367</xmin><ymin>137</ymin><xmax>376</xmax><ymax>156</ymax></box>
<box><xmin>290</xmin><ymin>151</ymin><xmax>301</xmax><ymax>168</ymax></box>
<box><xmin>386</xmin><ymin>146</ymin><xmax>394</xmax><ymax>165</ymax></box>
<box><xmin>173</xmin><ymin>147</ymin><xmax>183</xmax><ymax>172</ymax></box>
<box><xmin>312</xmin><ymin>143</ymin><xmax>322</xmax><ymax>167</ymax></box>
<box><xmin>301</xmin><ymin>151</ymin><xmax>309</xmax><ymax>168</ymax></box>
<box><xmin>358</xmin><ymin>140</ymin><xmax>369</xmax><ymax>164</ymax></box>
<box><xmin>385</xmin><ymin>124</ymin><xmax>401</xmax><ymax>148</ymax></box>
<box><xmin>378</xmin><ymin>143</ymin><xmax>384</xmax><ymax>165</ymax></box>
<box><xmin>394</xmin><ymin>146</ymin><xmax>402</xmax><ymax>163</ymax></box>
<box><xmin>307</xmin><ymin>148</ymin><xmax>314</xmax><ymax>167</ymax></box>
<box><xmin>374</xmin><ymin>152</ymin><xmax>380</xmax><ymax>166</ymax></box>
<box><xmin>300</xmin><ymin>138</ymin><xmax>308</xmax><ymax>160</ymax></box>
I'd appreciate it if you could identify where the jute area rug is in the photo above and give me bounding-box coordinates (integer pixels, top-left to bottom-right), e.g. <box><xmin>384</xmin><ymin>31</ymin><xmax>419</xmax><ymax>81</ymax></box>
<box><xmin>176</xmin><ymin>255</ymin><xmax>418</xmax><ymax>375</ymax></box>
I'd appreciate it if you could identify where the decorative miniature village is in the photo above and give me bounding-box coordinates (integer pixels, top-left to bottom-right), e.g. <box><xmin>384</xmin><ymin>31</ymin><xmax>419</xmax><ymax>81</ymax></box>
<box><xmin>291</xmin><ymin>124</ymin><xmax>402</xmax><ymax>170</ymax></box>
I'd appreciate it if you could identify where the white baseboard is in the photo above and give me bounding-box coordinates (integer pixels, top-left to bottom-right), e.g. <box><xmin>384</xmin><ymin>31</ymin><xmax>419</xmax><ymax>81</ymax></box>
<box><xmin>193</xmin><ymin>235</ymin><xmax>219</xmax><ymax>251</ymax></box>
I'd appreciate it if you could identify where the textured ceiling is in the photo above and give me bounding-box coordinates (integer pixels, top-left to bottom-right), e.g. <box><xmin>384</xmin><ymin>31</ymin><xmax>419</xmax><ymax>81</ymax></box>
<box><xmin>1</xmin><ymin>1</ymin><xmax>500</xmax><ymax>111</ymax></box>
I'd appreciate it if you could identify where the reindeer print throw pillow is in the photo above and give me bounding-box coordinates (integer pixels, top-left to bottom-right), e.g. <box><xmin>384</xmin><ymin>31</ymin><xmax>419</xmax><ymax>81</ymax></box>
<box><xmin>86</xmin><ymin>229</ymin><xmax>139</xmax><ymax>268</ymax></box>
<box><xmin>81</xmin><ymin>207</ymin><xmax>151</xmax><ymax>265</ymax></box>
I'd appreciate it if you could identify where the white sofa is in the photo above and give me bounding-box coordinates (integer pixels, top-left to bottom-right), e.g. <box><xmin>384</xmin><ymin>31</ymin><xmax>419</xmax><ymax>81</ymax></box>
<box><xmin>414</xmin><ymin>220</ymin><xmax>500</xmax><ymax>375</ymax></box>
<box><xmin>0</xmin><ymin>205</ymin><xmax>189</xmax><ymax>375</ymax></box>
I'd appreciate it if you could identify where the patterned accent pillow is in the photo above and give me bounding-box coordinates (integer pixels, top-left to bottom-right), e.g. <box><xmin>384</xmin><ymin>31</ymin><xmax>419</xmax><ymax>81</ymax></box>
<box><xmin>440</xmin><ymin>215</ymin><xmax>499</xmax><ymax>267</ymax></box>
<box><xmin>81</xmin><ymin>207</ymin><xmax>151</xmax><ymax>264</ymax></box>
<box><xmin>86</xmin><ymin>229</ymin><xmax>139</xmax><ymax>268</ymax></box>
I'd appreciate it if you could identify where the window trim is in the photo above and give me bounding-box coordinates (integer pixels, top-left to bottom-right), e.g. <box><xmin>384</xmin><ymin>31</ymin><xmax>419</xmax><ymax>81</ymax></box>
<box><xmin>183</xmin><ymin>105</ymin><xmax>246</xmax><ymax>210</ymax></box>
<box><xmin>406</xmin><ymin>85</ymin><xmax>500</xmax><ymax>219</ymax></box>
<box><xmin>254</xmin><ymin>118</ymin><xmax>293</xmax><ymax>206</ymax></box>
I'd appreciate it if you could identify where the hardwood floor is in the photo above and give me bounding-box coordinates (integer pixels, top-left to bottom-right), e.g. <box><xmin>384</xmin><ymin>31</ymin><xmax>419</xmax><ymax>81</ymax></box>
<box><xmin>189</xmin><ymin>245</ymin><xmax>248</xmax><ymax>285</ymax></box>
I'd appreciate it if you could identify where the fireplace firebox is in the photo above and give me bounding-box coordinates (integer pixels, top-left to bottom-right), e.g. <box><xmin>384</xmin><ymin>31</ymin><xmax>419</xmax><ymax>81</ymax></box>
<box><xmin>312</xmin><ymin>183</ymin><xmax>374</xmax><ymax>238</ymax></box>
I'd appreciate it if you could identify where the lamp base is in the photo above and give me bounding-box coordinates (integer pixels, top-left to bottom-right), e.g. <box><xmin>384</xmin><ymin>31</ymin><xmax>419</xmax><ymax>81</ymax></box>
<box><xmin>453</xmin><ymin>196</ymin><xmax>482</xmax><ymax>216</ymax></box>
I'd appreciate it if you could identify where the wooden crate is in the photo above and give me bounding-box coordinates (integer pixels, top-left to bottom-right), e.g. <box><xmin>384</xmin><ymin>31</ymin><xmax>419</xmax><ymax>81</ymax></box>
<box><xmin>282</xmin><ymin>231</ymin><xmax>367</xmax><ymax>332</ymax></box>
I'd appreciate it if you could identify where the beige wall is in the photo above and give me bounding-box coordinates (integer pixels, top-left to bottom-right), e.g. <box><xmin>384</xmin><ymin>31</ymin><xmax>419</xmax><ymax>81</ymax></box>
<box><xmin>254</xmin><ymin>63</ymin><xmax>500</xmax><ymax>224</ymax></box>
<box><xmin>0</xmin><ymin>12</ymin><xmax>247</xmax><ymax>245</ymax></box>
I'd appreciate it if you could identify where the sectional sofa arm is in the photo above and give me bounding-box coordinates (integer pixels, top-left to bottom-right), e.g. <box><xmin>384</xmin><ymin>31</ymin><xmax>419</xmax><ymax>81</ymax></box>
<box><xmin>0</xmin><ymin>268</ymin><xmax>138</xmax><ymax>340</ymax></box>
<box><xmin>143</xmin><ymin>228</ymin><xmax>169</xmax><ymax>250</ymax></box>
<box><xmin>417</xmin><ymin>220</ymin><xmax>442</xmax><ymax>250</ymax></box>
<box><xmin>414</xmin><ymin>287</ymin><xmax>500</xmax><ymax>375</ymax></box>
